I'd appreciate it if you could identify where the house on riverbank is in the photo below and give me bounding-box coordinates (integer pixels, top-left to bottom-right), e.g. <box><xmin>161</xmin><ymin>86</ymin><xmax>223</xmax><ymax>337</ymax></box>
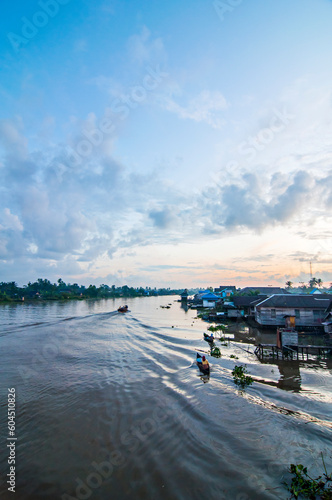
<box><xmin>323</xmin><ymin>302</ymin><xmax>332</xmax><ymax>336</ymax></box>
<box><xmin>231</xmin><ymin>295</ymin><xmax>268</xmax><ymax>318</ymax></box>
<box><xmin>202</xmin><ymin>292</ymin><xmax>220</xmax><ymax>308</ymax></box>
<box><xmin>255</xmin><ymin>294</ymin><xmax>332</xmax><ymax>329</ymax></box>
<box><xmin>214</xmin><ymin>286</ymin><xmax>236</xmax><ymax>298</ymax></box>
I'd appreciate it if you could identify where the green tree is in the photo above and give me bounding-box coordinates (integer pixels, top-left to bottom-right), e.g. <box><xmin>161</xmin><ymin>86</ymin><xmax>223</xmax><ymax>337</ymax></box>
<box><xmin>309</xmin><ymin>277</ymin><xmax>318</xmax><ymax>288</ymax></box>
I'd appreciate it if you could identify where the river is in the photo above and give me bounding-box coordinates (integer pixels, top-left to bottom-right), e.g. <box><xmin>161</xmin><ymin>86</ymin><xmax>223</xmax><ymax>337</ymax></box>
<box><xmin>0</xmin><ymin>296</ymin><xmax>331</xmax><ymax>500</ymax></box>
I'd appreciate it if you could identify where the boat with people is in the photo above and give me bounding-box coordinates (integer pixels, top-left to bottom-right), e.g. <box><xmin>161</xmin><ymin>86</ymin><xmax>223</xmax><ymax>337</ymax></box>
<box><xmin>203</xmin><ymin>332</ymin><xmax>214</xmax><ymax>343</ymax></box>
<box><xmin>118</xmin><ymin>305</ymin><xmax>128</xmax><ymax>313</ymax></box>
<box><xmin>196</xmin><ymin>353</ymin><xmax>210</xmax><ymax>375</ymax></box>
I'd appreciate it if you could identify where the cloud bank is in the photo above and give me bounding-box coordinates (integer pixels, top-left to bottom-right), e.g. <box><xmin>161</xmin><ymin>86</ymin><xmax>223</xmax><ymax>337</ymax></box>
<box><xmin>1</xmin><ymin>117</ymin><xmax>331</xmax><ymax>282</ymax></box>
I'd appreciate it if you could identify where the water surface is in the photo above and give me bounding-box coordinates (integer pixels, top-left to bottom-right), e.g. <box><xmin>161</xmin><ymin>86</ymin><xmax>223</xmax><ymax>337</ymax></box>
<box><xmin>0</xmin><ymin>296</ymin><xmax>331</xmax><ymax>499</ymax></box>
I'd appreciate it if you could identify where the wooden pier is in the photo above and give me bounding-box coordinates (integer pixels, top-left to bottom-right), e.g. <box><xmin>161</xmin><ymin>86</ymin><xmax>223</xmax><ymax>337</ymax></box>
<box><xmin>255</xmin><ymin>343</ymin><xmax>332</xmax><ymax>360</ymax></box>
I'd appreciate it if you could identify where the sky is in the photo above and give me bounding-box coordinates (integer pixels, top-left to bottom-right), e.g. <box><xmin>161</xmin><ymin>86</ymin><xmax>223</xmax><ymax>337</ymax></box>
<box><xmin>0</xmin><ymin>0</ymin><xmax>332</xmax><ymax>288</ymax></box>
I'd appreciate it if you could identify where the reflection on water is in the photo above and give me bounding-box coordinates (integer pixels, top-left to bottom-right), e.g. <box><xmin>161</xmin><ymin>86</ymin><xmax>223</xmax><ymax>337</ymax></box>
<box><xmin>0</xmin><ymin>297</ymin><xmax>331</xmax><ymax>500</ymax></box>
<box><xmin>276</xmin><ymin>362</ymin><xmax>302</xmax><ymax>392</ymax></box>
<box><xmin>253</xmin><ymin>361</ymin><xmax>302</xmax><ymax>392</ymax></box>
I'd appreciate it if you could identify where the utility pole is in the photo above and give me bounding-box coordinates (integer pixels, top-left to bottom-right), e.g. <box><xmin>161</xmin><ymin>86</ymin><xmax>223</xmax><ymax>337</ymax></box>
<box><xmin>310</xmin><ymin>261</ymin><xmax>313</xmax><ymax>278</ymax></box>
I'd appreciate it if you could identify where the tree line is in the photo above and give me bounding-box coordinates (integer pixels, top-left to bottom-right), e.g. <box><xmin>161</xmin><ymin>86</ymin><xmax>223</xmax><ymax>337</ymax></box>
<box><xmin>286</xmin><ymin>277</ymin><xmax>332</xmax><ymax>290</ymax></box>
<box><xmin>0</xmin><ymin>279</ymin><xmax>184</xmax><ymax>302</ymax></box>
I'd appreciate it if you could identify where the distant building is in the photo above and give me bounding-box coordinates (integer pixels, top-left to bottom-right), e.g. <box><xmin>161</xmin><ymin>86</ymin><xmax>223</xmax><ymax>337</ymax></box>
<box><xmin>255</xmin><ymin>294</ymin><xmax>332</xmax><ymax>328</ymax></box>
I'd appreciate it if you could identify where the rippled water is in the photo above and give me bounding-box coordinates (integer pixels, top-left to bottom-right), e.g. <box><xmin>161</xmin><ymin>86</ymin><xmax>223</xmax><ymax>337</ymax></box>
<box><xmin>0</xmin><ymin>296</ymin><xmax>331</xmax><ymax>500</ymax></box>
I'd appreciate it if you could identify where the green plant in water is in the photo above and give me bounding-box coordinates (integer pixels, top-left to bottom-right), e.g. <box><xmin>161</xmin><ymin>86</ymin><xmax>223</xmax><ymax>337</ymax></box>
<box><xmin>208</xmin><ymin>324</ymin><xmax>227</xmax><ymax>334</ymax></box>
<box><xmin>232</xmin><ymin>365</ymin><xmax>253</xmax><ymax>389</ymax></box>
<box><xmin>211</xmin><ymin>347</ymin><xmax>221</xmax><ymax>357</ymax></box>
<box><xmin>230</xmin><ymin>354</ymin><xmax>239</xmax><ymax>360</ymax></box>
<box><xmin>285</xmin><ymin>454</ymin><xmax>332</xmax><ymax>499</ymax></box>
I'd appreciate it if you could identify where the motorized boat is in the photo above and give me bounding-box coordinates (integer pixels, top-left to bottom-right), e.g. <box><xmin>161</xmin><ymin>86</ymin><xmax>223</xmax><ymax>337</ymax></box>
<box><xmin>196</xmin><ymin>353</ymin><xmax>210</xmax><ymax>375</ymax></box>
<box><xmin>118</xmin><ymin>305</ymin><xmax>128</xmax><ymax>313</ymax></box>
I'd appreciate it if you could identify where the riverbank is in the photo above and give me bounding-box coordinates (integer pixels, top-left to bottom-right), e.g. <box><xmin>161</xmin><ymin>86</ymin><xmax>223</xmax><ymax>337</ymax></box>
<box><xmin>0</xmin><ymin>279</ymin><xmax>183</xmax><ymax>303</ymax></box>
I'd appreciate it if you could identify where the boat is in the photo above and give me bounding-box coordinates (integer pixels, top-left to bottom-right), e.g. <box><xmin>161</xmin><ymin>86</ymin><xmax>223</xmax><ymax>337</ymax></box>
<box><xmin>196</xmin><ymin>353</ymin><xmax>210</xmax><ymax>375</ymax></box>
<box><xmin>203</xmin><ymin>332</ymin><xmax>214</xmax><ymax>343</ymax></box>
<box><xmin>118</xmin><ymin>305</ymin><xmax>128</xmax><ymax>313</ymax></box>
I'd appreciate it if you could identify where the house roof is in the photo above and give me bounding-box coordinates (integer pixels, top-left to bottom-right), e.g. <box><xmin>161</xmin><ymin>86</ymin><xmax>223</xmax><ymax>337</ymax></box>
<box><xmin>240</xmin><ymin>286</ymin><xmax>290</xmax><ymax>295</ymax></box>
<box><xmin>233</xmin><ymin>295</ymin><xmax>267</xmax><ymax>307</ymax></box>
<box><xmin>324</xmin><ymin>302</ymin><xmax>332</xmax><ymax>315</ymax></box>
<box><xmin>255</xmin><ymin>294</ymin><xmax>332</xmax><ymax>310</ymax></box>
<box><xmin>214</xmin><ymin>285</ymin><xmax>237</xmax><ymax>292</ymax></box>
<box><xmin>202</xmin><ymin>292</ymin><xmax>220</xmax><ymax>300</ymax></box>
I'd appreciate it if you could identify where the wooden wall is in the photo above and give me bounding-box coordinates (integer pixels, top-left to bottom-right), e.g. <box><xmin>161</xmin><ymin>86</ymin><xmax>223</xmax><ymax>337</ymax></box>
<box><xmin>255</xmin><ymin>307</ymin><xmax>325</xmax><ymax>326</ymax></box>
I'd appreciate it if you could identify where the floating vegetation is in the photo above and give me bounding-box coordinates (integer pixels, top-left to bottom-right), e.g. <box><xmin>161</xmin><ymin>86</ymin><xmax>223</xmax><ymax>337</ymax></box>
<box><xmin>232</xmin><ymin>365</ymin><xmax>253</xmax><ymax>389</ymax></box>
<box><xmin>207</xmin><ymin>324</ymin><xmax>227</xmax><ymax>334</ymax></box>
<box><xmin>285</xmin><ymin>453</ymin><xmax>332</xmax><ymax>499</ymax></box>
<box><xmin>230</xmin><ymin>355</ymin><xmax>239</xmax><ymax>360</ymax></box>
<box><xmin>211</xmin><ymin>347</ymin><xmax>221</xmax><ymax>357</ymax></box>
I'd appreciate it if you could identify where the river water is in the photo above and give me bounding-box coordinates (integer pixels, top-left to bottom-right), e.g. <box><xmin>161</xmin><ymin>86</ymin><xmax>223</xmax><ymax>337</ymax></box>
<box><xmin>0</xmin><ymin>296</ymin><xmax>331</xmax><ymax>500</ymax></box>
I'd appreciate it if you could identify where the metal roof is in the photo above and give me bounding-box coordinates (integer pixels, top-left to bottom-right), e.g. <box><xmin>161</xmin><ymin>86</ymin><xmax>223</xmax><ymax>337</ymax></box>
<box><xmin>232</xmin><ymin>295</ymin><xmax>267</xmax><ymax>307</ymax></box>
<box><xmin>240</xmin><ymin>286</ymin><xmax>290</xmax><ymax>295</ymax></box>
<box><xmin>202</xmin><ymin>292</ymin><xmax>220</xmax><ymax>300</ymax></box>
<box><xmin>255</xmin><ymin>294</ymin><xmax>332</xmax><ymax>309</ymax></box>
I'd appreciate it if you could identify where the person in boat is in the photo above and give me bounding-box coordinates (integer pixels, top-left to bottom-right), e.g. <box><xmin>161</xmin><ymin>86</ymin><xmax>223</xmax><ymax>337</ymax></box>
<box><xmin>210</xmin><ymin>333</ymin><xmax>214</xmax><ymax>341</ymax></box>
<box><xmin>201</xmin><ymin>356</ymin><xmax>209</xmax><ymax>370</ymax></box>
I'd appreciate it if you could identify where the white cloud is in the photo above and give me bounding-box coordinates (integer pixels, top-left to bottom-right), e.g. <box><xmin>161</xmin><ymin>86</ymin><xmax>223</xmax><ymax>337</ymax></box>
<box><xmin>127</xmin><ymin>26</ymin><xmax>165</xmax><ymax>65</ymax></box>
<box><xmin>0</xmin><ymin>109</ymin><xmax>331</xmax><ymax>285</ymax></box>
<box><xmin>0</xmin><ymin>119</ymin><xmax>28</xmax><ymax>159</ymax></box>
<box><xmin>160</xmin><ymin>89</ymin><xmax>228</xmax><ymax>129</ymax></box>
<box><xmin>0</xmin><ymin>208</ymin><xmax>23</xmax><ymax>231</ymax></box>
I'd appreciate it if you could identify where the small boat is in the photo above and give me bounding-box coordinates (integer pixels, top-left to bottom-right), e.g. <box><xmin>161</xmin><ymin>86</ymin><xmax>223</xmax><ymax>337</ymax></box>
<box><xmin>118</xmin><ymin>305</ymin><xmax>128</xmax><ymax>313</ymax></box>
<box><xmin>203</xmin><ymin>333</ymin><xmax>214</xmax><ymax>343</ymax></box>
<box><xmin>196</xmin><ymin>353</ymin><xmax>210</xmax><ymax>375</ymax></box>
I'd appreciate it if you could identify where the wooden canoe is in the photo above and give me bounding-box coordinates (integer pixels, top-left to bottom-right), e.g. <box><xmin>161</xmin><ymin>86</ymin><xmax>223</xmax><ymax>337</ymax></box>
<box><xmin>196</xmin><ymin>353</ymin><xmax>210</xmax><ymax>375</ymax></box>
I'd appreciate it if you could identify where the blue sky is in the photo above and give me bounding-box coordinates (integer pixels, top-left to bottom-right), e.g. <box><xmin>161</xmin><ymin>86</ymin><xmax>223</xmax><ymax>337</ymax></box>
<box><xmin>1</xmin><ymin>0</ymin><xmax>332</xmax><ymax>287</ymax></box>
